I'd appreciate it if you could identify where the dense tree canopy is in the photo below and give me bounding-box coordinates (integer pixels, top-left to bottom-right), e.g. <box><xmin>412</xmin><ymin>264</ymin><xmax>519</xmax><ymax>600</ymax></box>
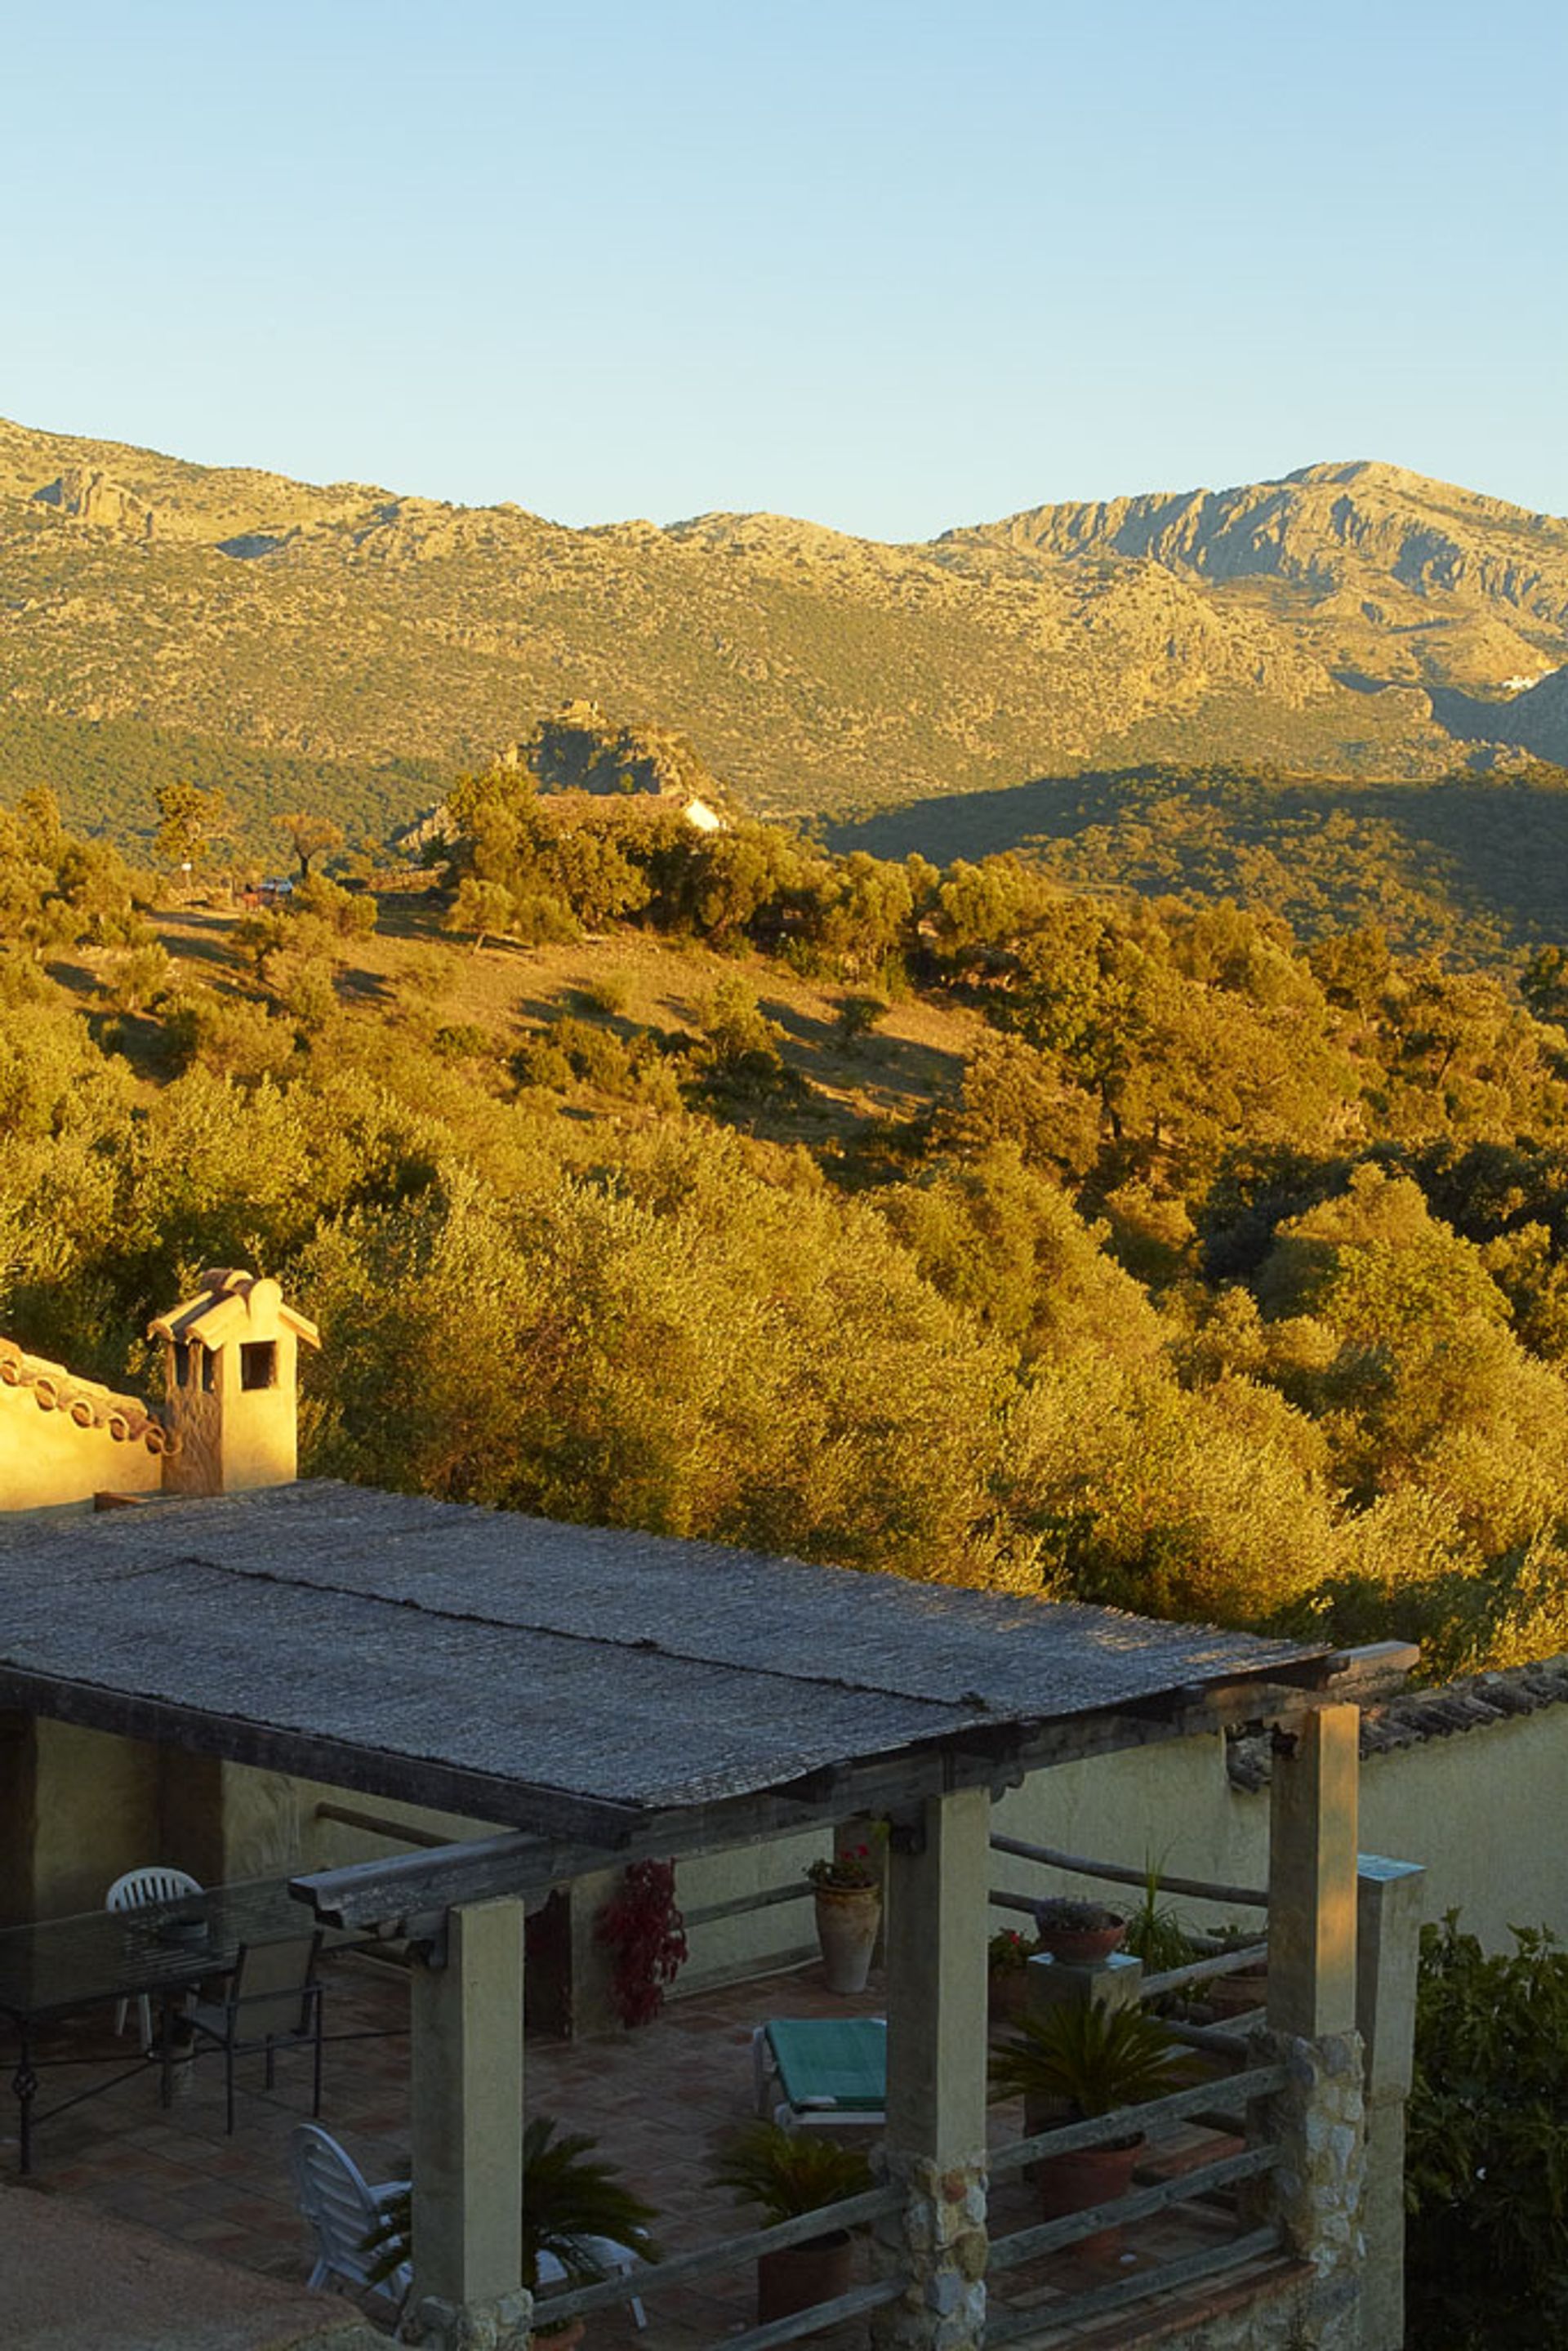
<box><xmin>11</xmin><ymin>775</ymin><xmax>1568</xmax><ymax>1677</ymax></box>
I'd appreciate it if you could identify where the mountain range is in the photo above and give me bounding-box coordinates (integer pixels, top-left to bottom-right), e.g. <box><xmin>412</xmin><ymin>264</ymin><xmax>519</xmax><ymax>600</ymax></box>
<box><xmin>2</xmin><ymin>416</ymin><xmax>1566</xmax><ymax>850</ymax></box>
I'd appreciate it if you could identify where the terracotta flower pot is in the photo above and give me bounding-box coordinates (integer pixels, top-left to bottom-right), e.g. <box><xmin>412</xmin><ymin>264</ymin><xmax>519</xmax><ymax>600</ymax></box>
<box><xmin>1206</xmin><ymin>1961</ymin><xmax>1267</xmax><ymax>2019</ymax></box>
<box><xmin>758</xmin><ymin>2229</ymin><xmax>855</xmax><ymax>2327</ymax></box>
<box><xmin>1035</xmin><ymin>1921</ymin><xmax>1126</xmax><ymax>1967</ymax></box>
<box><xmin>813</xmin><ymin>1884</ymin><xmax>880</xmax><ymax>1994</ymax></box>
<box><xmin>1037</xmin><ymin>2133</ymin><xmax>1143</xmax><ymax>2260</ymax></box>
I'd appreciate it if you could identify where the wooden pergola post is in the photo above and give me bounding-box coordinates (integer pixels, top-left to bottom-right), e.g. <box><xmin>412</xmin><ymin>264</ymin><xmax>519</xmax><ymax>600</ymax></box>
<box><xmin>408</xmin><ymin>1896</ymin><xmax>528</xmax><ymax>2344</ymax></box>
<box><xmin>1263</xmin><ymin>1702</ymin><xmax>1366</xmax><ymax>2326</ymax></box>
<box><xmin>873</xmin><ymin>1783</ymin><xmax>991</xmax><ymax>2351</ymax></box>
<box><xmin>1267</xmin><ymin>1703</ymin><xmax>1360</xmax><ymax>2038</ymax></box>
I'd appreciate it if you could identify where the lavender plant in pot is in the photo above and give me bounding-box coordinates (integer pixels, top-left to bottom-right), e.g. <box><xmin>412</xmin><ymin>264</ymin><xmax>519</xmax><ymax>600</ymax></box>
<box><xmin>1032</xmin><ymin>1895</ymin><xmax>1127</xmax><ymax>1967</ymax></box>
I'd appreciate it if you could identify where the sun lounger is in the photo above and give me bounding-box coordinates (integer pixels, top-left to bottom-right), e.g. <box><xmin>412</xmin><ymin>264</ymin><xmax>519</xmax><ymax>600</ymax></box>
<box><xmin>751</xmin><ymin>2016</ymin><xmax>886</xmax><ymax>2130</ymax></box>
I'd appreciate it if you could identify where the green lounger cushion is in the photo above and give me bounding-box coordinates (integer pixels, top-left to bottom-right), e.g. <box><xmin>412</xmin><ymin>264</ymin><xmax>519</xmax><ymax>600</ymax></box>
<box><xmin>766</xmin><ymin>2017</ymin><xmax>886</xmax><ymax>2110</ymax></box>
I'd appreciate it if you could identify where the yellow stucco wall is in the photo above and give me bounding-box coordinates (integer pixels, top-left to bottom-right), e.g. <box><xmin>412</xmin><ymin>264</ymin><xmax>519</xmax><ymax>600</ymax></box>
<box><xmin>208</xmin><ymin>1761</ymin><xmax>823</xmax><ymax>1988</ymax></box>
<box><xmin>990</xmin><ymin>1705</ymin><xmax>1568</xmax><ymax>1952</ymax></box>
<box><xmin>0</xmin><ymin>1387</ymin><xmax>163</xmax><ymax>1511</ymax></box>
<box><xmin>0</xmin><ymin>1719</ymin><xmax>163</xmax><ymax>1926</ymax></box>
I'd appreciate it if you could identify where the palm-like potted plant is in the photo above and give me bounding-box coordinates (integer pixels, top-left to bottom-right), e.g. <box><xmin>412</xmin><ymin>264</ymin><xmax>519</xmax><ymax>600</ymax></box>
<box><xmin>711</xmin><ymin>2118</ymin><xmax>873</xmax><ymax>2328</ymax></box>
<box><xmin>367</xmin><ymin>2114</ymin><xmax>659</xmax><ymax>2343</ymax></box>
<box><xmin>1121</xmin><ymin>1862</ymin><xmax>1196</xmax><ymax>1978</ymax></box>
<box><xmin>990</xmin><ymin>1998</ymin><xmax>1191</xmax><ymax>2251</ymax></box>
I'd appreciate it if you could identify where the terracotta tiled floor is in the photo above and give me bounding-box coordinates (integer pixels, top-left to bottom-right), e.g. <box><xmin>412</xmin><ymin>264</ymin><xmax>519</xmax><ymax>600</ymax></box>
<box><xmin>1</xmin><ymin>1950</ymin><xmax>1280</xmax><ymax>2347</ymax></box>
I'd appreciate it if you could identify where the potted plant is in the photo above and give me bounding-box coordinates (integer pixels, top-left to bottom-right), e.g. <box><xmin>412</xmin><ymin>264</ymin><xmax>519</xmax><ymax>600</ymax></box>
<box><xmin>987</xmin><ymin>1926</ymin><xmax>1039</xmax><ymax>2028</ymax></box>
<box><xmin>711</xmin><ymin>2118</ymin><xmax>873</xmax><ymax>2330</ymax></box>
<box><xmin>367</xmin><ymin>2114</ymin><xmax>659</xmax><ymax>2343</ymax></box>
<box><xmin>1032</xmin><ymin>1895</ymin><xmax>1127</xmax><ymax>1967</ymax></box>
<box><xmin>1200</xmin><ymin>1921</ymin><xmax>1269</xmax><ymax>2019</ymax></box>
<box><xmin>1122</xmin><ymin>1861</ymin><xmax>1196</xmax><ymax>1979</ymax></box>
<box><xmin>989</xmin><ymin>1998</ymin><xmax>1191</xmax><ymax>2254</ymax></box>
<box><xmin>806</xmin><ymin>1832</ymin><xmax>884</xmax><ymax>1994</ymax></box>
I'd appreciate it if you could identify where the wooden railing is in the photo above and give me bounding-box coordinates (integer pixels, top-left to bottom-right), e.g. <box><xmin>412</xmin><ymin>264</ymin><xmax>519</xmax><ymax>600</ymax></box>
<box><xmin>982</xmin><ymin>2061</ymin><xmax>1288</xmax><ymax>2347</ymax></box>
<box><xmin>989</xmin><ymin>1832</ymin><xmax>1271</xmax><ymax>2006</ymax></box>
<box><xmin>989</xmin><ymin>1832</ymin><xmax>1269</xmax><ymax>1909</ymax></box>
<box><xmin>981</xmin><ymin>1831</ymin><xmax>1285</xmax><ymax>2341</ymax></box>
<box><xmin>538</xmin><ymin>2178</ymin><xmax>907</xmax><ymax>2350</ymax></box>
<box><xmin>681</xmin><ymin>1880</ymin><xmax>813</xmax><ymax>1932</ymax></box>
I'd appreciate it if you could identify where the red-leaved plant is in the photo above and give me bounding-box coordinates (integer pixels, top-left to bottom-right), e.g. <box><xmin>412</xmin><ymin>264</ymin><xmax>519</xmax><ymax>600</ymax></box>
<box><xmin>595</xmin><ymin>1859</ymin><xmax>688</xmax><ymax>2027</ymax></box>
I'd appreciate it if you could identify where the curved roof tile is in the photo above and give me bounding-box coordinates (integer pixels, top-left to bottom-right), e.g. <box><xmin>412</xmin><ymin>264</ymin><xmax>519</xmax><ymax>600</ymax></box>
<box><xmin>0</xmin><ymin>1339</ymin><xmax>172</xmax><ymax>1456</ymax></box>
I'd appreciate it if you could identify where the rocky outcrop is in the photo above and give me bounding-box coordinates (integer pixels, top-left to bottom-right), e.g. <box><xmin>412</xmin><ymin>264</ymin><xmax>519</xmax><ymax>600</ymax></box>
<box><xmin>943</xmin><ymin>462</ymin><xmax>1568</xmax><ymax>634</ymax></box>
<box><xmin>1481</xmin><ymin>662</ymin><xmax>1568</xmax><ymax>765</ymax></box>
<box><xmin>32</xmin><ymin>466</ymin><xmax>155</xmax><ymax>537</ymax></box>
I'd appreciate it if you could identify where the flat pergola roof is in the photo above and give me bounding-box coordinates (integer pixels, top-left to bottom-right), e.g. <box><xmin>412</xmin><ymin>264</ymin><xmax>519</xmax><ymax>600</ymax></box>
<box><xmin>0</xmin><ymin>1481</ymin><xmax>1367</xmax><ymax>1879</ymax></box>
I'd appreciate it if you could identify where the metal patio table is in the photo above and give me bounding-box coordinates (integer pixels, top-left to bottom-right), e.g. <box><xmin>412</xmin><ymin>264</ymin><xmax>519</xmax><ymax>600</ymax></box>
<box><xmin>0</xmin><ymin>1876</ymin><xmax>319</xmax><ymax>2172</ymax></box>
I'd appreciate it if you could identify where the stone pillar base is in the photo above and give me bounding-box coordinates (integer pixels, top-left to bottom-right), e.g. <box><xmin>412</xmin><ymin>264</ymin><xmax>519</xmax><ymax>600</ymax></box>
<box><xmin>402</xmin><ymin>2289</ymin><xmax>533</xmax><ymax>2350</ymax></box>
<box><xmin>871</xmin><ymin>2148</ymin><xmax>987</xmax><ymax>2351</ymax></box>
<box><xmin>1254</xmin><ymin>2026</ymin><xmax>1365</xmax><ymax>2351</ymax></box>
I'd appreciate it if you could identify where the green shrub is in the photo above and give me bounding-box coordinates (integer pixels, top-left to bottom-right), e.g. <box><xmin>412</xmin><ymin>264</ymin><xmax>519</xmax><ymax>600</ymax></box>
<box><xmin>1405</xmin><ymin>1912</ymin><xmax>1568</xmax><ymax>2346</ymax></box>
<box><xmin>585</xmin><ymin>973</ymin><xmax>632</xmax><ymax>1018</ymax></box>
<box><xmin>431</xmin><ymin>1022</ymin><xmax>496</xmax><ymax>1062</ymax></box>
<box><xmin>836</xmin><ymin>991</ymin><xmax>890</xmax><ymax>1046</ymax></box>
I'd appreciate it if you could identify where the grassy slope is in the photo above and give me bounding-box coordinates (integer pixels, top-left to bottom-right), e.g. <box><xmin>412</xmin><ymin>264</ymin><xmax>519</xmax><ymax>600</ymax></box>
<box><xmin>106</xmin><ymin>893</ymin><xmax>986</xmax><ymax>1145</ymax></box>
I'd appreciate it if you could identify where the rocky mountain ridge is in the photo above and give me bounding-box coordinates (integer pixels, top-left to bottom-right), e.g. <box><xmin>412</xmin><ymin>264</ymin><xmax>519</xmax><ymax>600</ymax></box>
<box><xmin>1</xmin><ymin>417</ymin><xmax>1564</xmax><ymax>834</ymax></box>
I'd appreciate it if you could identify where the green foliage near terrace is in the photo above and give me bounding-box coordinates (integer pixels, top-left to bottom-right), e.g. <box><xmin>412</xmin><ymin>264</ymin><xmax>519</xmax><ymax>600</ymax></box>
<box><xmin>1406</xmin><ymin>1914</ymin><xmax>1568</xmax><ymax>2346</ymax></box>
<box><xmin>12</xmin><ymin>780</ymin><xmax>1568</xmax><ymax>1676</ymax></box>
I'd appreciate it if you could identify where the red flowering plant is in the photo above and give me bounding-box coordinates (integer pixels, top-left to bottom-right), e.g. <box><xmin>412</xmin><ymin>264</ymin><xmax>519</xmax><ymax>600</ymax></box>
<box><xmin>805</xmin><ymin>1828</ymin><xmax>884</xmax><ymax>1892</ymax></box>
<box><xmin>987</xmin><ymin>1926</ymin><xmax>1039</xmax><ymax>1976</ymax></box>
<box><xmin>595</xmin><ymin>1858</ymin><xmax>688</xmax><ymax>2028</ymax></box>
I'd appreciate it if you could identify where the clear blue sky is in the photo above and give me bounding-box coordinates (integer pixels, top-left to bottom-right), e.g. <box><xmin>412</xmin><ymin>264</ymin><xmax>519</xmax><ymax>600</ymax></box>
<box><xmin>5</xmin><ymin>0</ymin><xmax>1564</xmax><ymax>541</ymax></box>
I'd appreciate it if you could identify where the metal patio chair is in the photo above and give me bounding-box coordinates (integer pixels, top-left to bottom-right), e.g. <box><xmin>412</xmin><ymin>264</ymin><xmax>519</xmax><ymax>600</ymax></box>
<box><xmin>189</xmin><ymin>1932</ymin><xmax>325</xmax><ymax>2133</ymax></box>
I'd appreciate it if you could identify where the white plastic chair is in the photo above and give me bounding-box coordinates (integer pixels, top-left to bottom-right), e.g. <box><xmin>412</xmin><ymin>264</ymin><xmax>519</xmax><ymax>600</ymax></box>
<box><xmin>288</xmin><ymin>2122</ymin><xmax>411</xmax><ymax>2305</ymax></box>
<box><xmin>105</xmin><ymin>1864</ymin><xmax>204</xmax><ymax>2055</ymax></box>
<box><xmin>538</xmin><ymin>2240</ymin><xmax>648</xmax><ymax>2331</ymax></box>
<box><xmin>287</xmin><ymin>2126</ymin><xmax>647</xmax><ymax>2329</ymax></box>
